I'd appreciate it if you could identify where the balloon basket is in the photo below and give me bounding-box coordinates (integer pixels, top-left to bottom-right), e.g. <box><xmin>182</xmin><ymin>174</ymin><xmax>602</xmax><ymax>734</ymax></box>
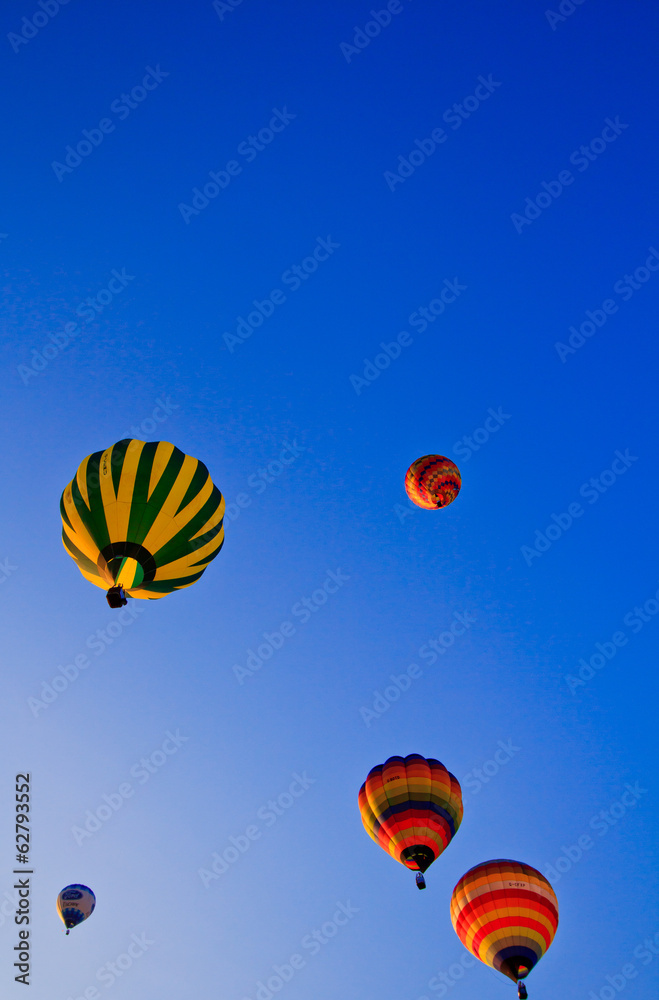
<box><xmin>106</xmin><ymin>586</ymin><xmax>128</xmax><ymax>609</ymax></box>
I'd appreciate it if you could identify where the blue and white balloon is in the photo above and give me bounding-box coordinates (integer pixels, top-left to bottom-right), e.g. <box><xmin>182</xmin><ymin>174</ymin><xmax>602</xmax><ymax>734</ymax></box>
<box><xmin>57</xmin><ymin>884</ymin><xmax>96</xmax><ymax>934</ymax></box>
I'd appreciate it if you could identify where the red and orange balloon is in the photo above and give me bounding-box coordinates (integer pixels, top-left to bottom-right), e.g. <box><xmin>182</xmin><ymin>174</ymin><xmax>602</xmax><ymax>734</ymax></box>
<box><xmin>358</xmin><ymin>754</ymin><xmax>463</xmax><ymax>885</ymax></box>
<box><xmin>451</xmin><ymin>860</ymin><xmax>558</xmax><ymax>989</ymax></box>
<box><xmin>405</xmin><ymin>455</ymin><xmax>461</xmax><ymax>509</ymax></box>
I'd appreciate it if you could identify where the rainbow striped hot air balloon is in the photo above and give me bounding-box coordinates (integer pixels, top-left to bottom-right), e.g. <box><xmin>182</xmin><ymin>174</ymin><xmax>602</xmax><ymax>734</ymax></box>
<box><xmin>404</xmin><ymin>455</ymin><xmax>461</xmax><ymax>509</ymax></box>
<box><xmin>61</xmin><ymin>439</ymin><xmax>225</xmax><ymax>607</ymax></box>
<box><xmin>450</xmin><ymin>860</ymin><xmax>558</xmax><ymax>998</ymax></box>
<box><xmin>359</xmin><ymin>754</ymin><xmax>463</xmax><ymax>889</ymax></box>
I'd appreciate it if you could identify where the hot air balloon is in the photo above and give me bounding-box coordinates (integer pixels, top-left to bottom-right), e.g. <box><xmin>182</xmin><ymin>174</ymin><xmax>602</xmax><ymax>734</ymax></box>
<box><xmin>450</xmin><ymin>860</ymin><xmax>558</xmax><ymax>999</ymax></box>
<box><xmin>405</xmin><ymin>455</ymin><xmax>461</xmax><ymax>509</ymax></box>
<box><xmin>57</xmin><ymin>884</ymin><xmax>96</xmax><ymax>935</ymax></box>
<box><xmin>61</xmin><ymin>439</ymin><xmax>225</xmax><ymax>607</ymax></box>
<box><xmin>358</xmin><ymin>754</ymin><xmax>463</xmax><ymax>889</ymax></box>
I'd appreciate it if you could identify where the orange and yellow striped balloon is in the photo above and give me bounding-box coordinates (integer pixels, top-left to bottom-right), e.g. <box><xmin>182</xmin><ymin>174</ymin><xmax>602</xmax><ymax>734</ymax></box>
<box><xmin>405</xmin><ymin>455</ymin><xmax>461</xmax><ymax>509</ymax></box>
<box><xmin>358</xmin><ymin>755</ymin><xmax>463</xmax><ymax>880</ymax></box>
<box><xmin>450</xmin><ymin>860</ymin><xmax>558</xmax><ymax>985</ymax></box>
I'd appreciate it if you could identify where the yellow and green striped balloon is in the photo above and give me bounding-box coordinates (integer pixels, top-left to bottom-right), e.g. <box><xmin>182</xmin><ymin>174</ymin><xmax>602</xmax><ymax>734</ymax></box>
<box><xmin>60</xmin><ymin>439</ymin><xmax>225</xmax><ymax>602</ymax></box>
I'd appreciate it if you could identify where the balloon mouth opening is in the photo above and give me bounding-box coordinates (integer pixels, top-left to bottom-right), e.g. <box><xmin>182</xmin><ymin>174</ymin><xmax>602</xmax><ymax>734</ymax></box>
<box><xmin>513</xmin><ymin>962</ymin><xmax>531</xmax><ymax>980</ymax></box>
<box><xmin>401</xmin><ymin>845</ymin><xmax>436</xmax><ymax>873</ymax></box>
<box><xmin>432</xmin><ymin>485</ymin><xmax>460</xmax><ymax>507</ymax></box>
<box><xmin>499</xmin><ymin>957</ymin><xmax>534</xmax><ymax>982</ymax></box>
<box><xmin>99</xmin><ymin>541</ymin><xmax>156</xmax><ymax>588</ymax></box>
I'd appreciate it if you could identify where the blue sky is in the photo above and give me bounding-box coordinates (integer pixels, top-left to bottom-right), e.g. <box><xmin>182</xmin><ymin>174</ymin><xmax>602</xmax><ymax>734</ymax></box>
<box><xmin>1</xmin><ymin>1</ymin><xmax>658</xmax><ymax>998</ymax></box>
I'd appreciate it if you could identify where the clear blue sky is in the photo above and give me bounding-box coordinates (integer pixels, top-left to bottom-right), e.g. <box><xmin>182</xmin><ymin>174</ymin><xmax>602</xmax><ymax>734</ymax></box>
<box><xmin>1</xmin><ymin>1</ymin><xmax>658</xmax><ymax>998</ymax></box>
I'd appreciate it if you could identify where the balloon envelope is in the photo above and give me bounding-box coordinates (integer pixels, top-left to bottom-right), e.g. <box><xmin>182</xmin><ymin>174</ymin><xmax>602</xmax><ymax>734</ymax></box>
<box><xmin>450</xmin><ymin>860</ymin><xmax>558</xmax><ymax>982</ymax></box>
<box><xmin>61</xmin><ymin>439</ymin><xmax>225</xmax><ymax>601</ymax></box>
<box><xmin>57</xmin><ymin>884</ymin><xmax>96</xmax><ymax>932</ymax></box>
<box><xmin>359</xmin><ymin>754</ymin><xmax>463</xmax><ymax>877</ymax></box>
<box><xmin>405</xmin><ymin>455</ymin><xmax>461</xmax><ymax>509</ymax></box>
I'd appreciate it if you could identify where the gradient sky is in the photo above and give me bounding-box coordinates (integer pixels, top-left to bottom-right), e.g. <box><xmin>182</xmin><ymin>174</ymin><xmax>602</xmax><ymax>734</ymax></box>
<box><xmin>1</xmin><ymin>1</ymin><xmax>658</xmax><ymax>998</ymax></box>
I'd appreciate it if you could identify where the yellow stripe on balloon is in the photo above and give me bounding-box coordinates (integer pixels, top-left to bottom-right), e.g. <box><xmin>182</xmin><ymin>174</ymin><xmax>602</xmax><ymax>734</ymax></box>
<box><xmin>116</xmin><ymin>557</ymin><xmax>141</xmax><ymax>588</ymax></box>
<box><xmin>147</xmin><ymin>441</ymin><xmax>176</xmax><ymax>501</ymax></box>
<box><xmin>142</xmin><ymin>455</ymin><xmax>198</xmax><ymax>552</ymax></box>
<box><xmin>480</xmin><ymin>925</ymin><xmax>547</xmax><ymax>964</ymax></box>
<box><xmin>76</xmin><ymin>455</ymin><xmax>91</xmax><ymax>509</ymax></box>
